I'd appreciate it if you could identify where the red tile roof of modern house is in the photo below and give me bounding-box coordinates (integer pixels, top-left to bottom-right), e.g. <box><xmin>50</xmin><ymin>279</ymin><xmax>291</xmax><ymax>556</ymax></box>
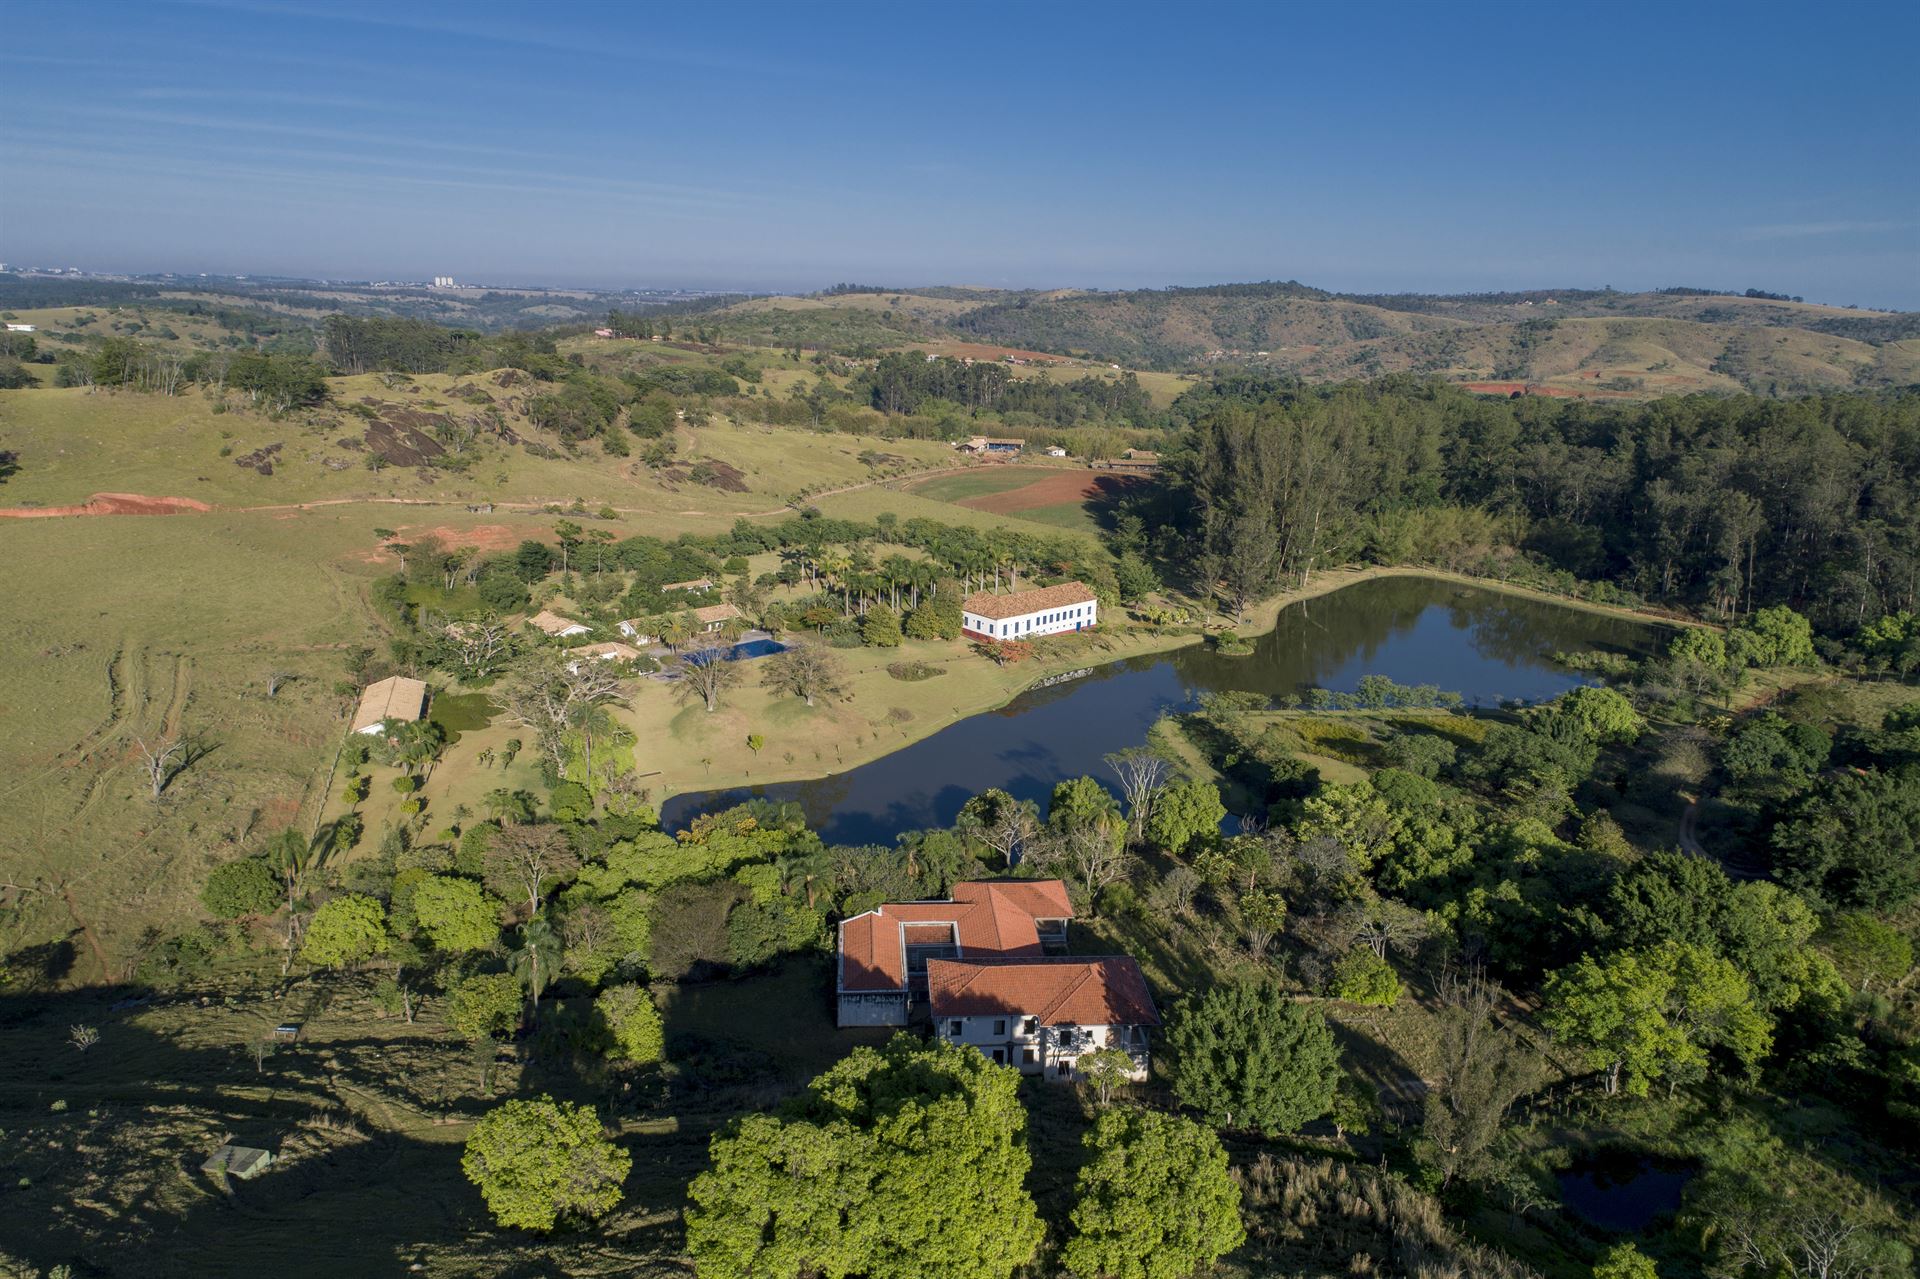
<box><xmin>692</xmin><ymin>603</ymin><xmax>744</xmax><ymax>625</ymax></box>
<box><xmin>961</xmin><ymin>582</ymin><xmax>1097</xmax><ymax>621</ymax></box>
<box><xmin>926</xmin><ymin>956</ymin><xmax>1160</xmax><ymax>1027</ymax></box>
<box><xmin>837</xmin><ymin>879</ymin><xmax>1074</xmax><ymax>993</ymax></box>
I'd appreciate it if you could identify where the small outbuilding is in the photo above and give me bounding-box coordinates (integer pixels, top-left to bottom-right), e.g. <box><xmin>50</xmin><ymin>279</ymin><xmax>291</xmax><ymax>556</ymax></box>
<box><xmin>566</xmin><ymin>641</ymin><xmax>642</xmax><ymax>673</ymax></box>
<box><xmin>351</xmin><ymin>676</ymin><xmax>428</xmax><ymax>735</ymax></box>
<box><xmin>202</xmin><ymin>1144</ymin><xmax>275</xmax><ymax>1180</ymax></box>
<box><xmin>661</xmin><ymin>577</ymin><xmax>714</xmax><ymax>593</ymax></box>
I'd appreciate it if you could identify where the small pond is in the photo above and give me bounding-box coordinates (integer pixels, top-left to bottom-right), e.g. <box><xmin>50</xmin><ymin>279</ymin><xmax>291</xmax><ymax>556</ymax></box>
<box><xmin>662</xmin><ymin>575</ymin><xmax>1667</xmax><ymax>844</ymax></box>
<box><xmin>1558</xmin><ymin>1149</ymin><xmax>1696</xmax><ymax>1232</ymax></box>
<box><xmin>429</xmin><ymin>693</ymin><xmax>498</xmax><ymax>746</ymax></box>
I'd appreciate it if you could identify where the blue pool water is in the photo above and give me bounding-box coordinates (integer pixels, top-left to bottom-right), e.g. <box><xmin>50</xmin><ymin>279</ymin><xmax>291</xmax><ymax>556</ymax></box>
<box><xmin>726</xmin><ymin>639</ymin><xmax>787</xmax><ymax>661</ymax></box>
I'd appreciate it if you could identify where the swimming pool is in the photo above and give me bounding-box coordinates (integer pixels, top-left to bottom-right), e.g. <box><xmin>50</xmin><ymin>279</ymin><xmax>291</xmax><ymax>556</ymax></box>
<box><xmin>727</xmin><ymin>638</ymin><xmax>787</xmax><ymax>661</ymax></box>
<box><xmin>686</xmin><ymin>638</ymin><xmax>789</xmax><ymax>665</ymax></box>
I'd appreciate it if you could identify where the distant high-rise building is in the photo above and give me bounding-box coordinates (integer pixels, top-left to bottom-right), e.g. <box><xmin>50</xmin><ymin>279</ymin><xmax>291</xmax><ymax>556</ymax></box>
<box><xmin>432</xmin><ymin>275</ymin><xmax>456</xmax><ymax>288</ymax></box>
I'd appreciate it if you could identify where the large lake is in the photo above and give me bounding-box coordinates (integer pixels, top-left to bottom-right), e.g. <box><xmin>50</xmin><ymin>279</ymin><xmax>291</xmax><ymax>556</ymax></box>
<box><xmin>661</xmin><ymin>576</ymin><xmax>1666</xmax><ymax>845</ymax></box>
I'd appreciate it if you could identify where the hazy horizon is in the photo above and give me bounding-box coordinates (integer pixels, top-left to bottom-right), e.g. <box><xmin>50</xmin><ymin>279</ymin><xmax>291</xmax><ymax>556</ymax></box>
<box><xmin>5</xmin><ymin>0</ymin><xmax>1917</xmax><ymax>308</ymax></box>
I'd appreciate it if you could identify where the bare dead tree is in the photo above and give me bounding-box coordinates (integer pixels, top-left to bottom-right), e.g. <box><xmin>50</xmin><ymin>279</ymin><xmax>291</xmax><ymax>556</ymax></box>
<box><xmin>265</xmin><ymin>671</ymin><xmax>294</xmax><ymax>698</ymax></box>
<box><xmin>444</xmin><ymin>616</ymin><xmax>514</xmax><ymax>677</ymax></box>
<box><xmin>135</xmin><ymin>733</ymin><xmax>208</xmax><ymax>800</ymax></box>
<box><xmin>498</xmin><ymin>655</ymin><xmax>625</xmax><ymax>774</ymax></box>
<box><xmin>675</xmin><ymin>645</ymin><xmax>741</xmax><ymax>713</ymax></box>
<box><xmin>1032</xmin><ymin>820</ymin><xmax>1134</xmax><ymax>914</ymax></box>
<box><xmin>482</xmin><ymin>824</ymin><xmax>581</xmax><ymax>919</ymax></box>
<box><xmin>1104</xmin><ymin>746</ymin><xmax>1171</xmax><ymax>845</ymax></box>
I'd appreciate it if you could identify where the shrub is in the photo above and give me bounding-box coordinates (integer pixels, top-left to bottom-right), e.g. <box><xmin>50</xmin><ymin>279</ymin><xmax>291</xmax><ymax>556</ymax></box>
<box><xmin>202</xmin><ymin>858</ymin><xmax>280</xmax><ymax>919</ymax></box>
<box><xmin>1330</xmin><ymin>949</ymin><xmax>1400</xmax><ymax>1007</ymax></box>
<box><xmin>595</xmin><ymin>984</ymin><xmax>664</xmax><ymax>1064</ymax></box>
<box><xmin>885</xmin><ymin>660</ymin><xmax>946</xmax><ymax>682</ymax></box>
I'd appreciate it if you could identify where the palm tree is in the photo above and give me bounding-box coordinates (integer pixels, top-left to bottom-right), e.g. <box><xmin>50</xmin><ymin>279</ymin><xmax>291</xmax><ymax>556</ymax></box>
<box><xmin>510</xmin><ymin>914</ymin><xmax>563</xmax><ymax>1021</ymax></box>
<box><xmin>779</xmin><ymin>848</ymin><xmax>833</xmax><ymax>909</ymax></box>
<box><xmin>566</xmin><ymin>702</ymin><xmax>617</xmax><ymax>789</ymax></box>
<box><xmin>264</xmin><ymin>828</ymin><xmax>324</xmax><ymax>974</ymax></box>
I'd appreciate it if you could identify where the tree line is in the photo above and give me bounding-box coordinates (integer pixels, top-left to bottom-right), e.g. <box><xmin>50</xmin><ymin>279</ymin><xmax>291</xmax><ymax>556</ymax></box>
<box><xmin>1159</xmin><ymin>376</ymin><xmax>1920</xmax><ymax>632</ymax></box>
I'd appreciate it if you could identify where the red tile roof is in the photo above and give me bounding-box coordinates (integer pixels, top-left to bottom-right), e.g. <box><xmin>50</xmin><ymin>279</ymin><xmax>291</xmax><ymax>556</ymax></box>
<box><xmin>837</xmin><ymin>879</ymin><xmax>1074</xmax><ymax>993</ymax></box>
<box><xmin>961</xmin><ymin>582</ymin><xmax>1097</xmax><ymax>621</ymax></box>
<box><xmin>926</xmin><ymin>956</ymin><xmax>1160</xmax><ymax>1027</ymax></box>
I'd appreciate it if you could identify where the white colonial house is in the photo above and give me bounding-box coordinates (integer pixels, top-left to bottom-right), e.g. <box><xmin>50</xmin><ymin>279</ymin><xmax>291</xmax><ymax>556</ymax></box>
<box><xmin>616</xmin><ymin>617</ymin><xmax>658</xmax><ymax>643</ymax></box>
<box><xmin>929</xmin><ymin>955</ymin><xmax>1159</xmax><ymax>1081</ymax></box>
<box><xmin>961</xmin><ymin>582</ymin><xmax>1098</xmax><ymax>642</ymax></box>
<box><xmin>836</xmin><ymin>880</ymin><xmax>1073</xmax><ymax>1027</ymax></box>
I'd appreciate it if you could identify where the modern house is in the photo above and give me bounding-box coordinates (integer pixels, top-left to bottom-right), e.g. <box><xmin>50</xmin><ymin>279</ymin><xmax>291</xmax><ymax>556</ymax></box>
<box><xmin>661</xmin><ymin>577</ymin><xmax>714</xmax><ymax>593</ymax></box>
<box><xmin>528</xmin><ymin>609</ymin><xmax>591</xmax><ymax>638</ymax></box>
<box><xmin>4</xmin><ymin>323</ymin><xmax>34</xmax><ymax>333</ymax></box>
<box><xmin>961</xmin><ymin>582</ymin><xmax>1098</xmax><ymax>641</ymax></box>
<box><xmin>565</xmin><ymin>641</ymin><xmax>642</xmax><ymax>672</ymax></box>
<box><xmin>691</xmin><ymin>602</ymin><xmax>744</xmax><ymax>633</ymax></box>
<box><xmin>351</xmin><ymin>675</ymin><xmax>428</xmax><ymax>735</ymax></box>
<box><xmin>1044</xmin><ymin>446</ymin><xmax>1069</xmax><ymax>458</ymax></box>
<box><xmin>836</xmin><ymin>880</ymin><xmax>1073</xmax><ymax>1027</ymax></box>
<box><xmin>929</xmin><ymin>955</ymin><xmax>1160</xmax><ymax>1081</ymax></box>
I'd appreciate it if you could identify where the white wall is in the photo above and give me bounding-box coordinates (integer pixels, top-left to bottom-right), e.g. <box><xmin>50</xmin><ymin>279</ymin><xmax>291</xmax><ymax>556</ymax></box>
<box><xmin>964</xmin><ymin>599</ymin><xmax>1097</xmax><ymax>639</ymax></box>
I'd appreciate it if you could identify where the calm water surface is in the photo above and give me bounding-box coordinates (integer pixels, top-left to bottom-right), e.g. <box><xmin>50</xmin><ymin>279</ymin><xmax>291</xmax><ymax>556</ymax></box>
<box><xmin>661</xmin><ymin>576</ymin><xmax>1664</xmax><ymax>844</ymax></box>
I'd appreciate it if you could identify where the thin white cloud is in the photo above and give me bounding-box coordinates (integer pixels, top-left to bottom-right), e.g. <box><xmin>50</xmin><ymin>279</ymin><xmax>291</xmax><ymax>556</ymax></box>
<box><xmin>1740</xmin><ymin>219</ymin><xmax>1912</xmax><ymax>241</ymax></box>
<box><xmin>160</xmin><ymin>0</ymin><xmax>779</xmax><ymax>74</ymax></box>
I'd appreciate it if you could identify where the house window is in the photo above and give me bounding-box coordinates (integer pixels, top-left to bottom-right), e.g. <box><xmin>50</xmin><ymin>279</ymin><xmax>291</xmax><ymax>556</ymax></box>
<box><xmin>991</xmin><ymin>1048</ymin><xmax>1005</xmax><ymax>1064</ymax></box>
<box><xmin>993</xmin><ymin>1019</ymin><xmax>1006</xmax><ymax>1036</ymax></box>
<box><xmin>1023</xmin><ymin>1017</ymin><xmax>1037</xmax><ymax>1034</ymax></box>
<box><xmin>949</xmin><ymin>1020</ymin><xmax>962</xmax><ymax>1036</ymax></box>
<box><xmin>1023</xmin><ymin>1048</ymin><xmax>1037</xmax><ymax>1064</ymax></box>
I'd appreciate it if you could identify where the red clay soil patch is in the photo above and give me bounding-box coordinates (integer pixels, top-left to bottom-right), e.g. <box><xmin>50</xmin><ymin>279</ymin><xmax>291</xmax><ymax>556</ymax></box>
<box><xmin>0</xmin><ymin>492</ymin><xmax>214</xmax><ymax>519</ymax></box>
<box><xmin>922</xmin><ymin>341</ymin><xmax>1072</xmax><ymax>364</ymax></box>
<box><xmin>958</xmin><ymin>470</ymin><xmax>1148</xmax><ymax>514</ymax></box>
<box><xmin>1459</xmin><ymin>381</ymin><xmax>1639</xmax><ymax>400</ymax></box>
<box><xmin>400</xmin><ymin>524</ymin><xmax>534</xmax><ymax>552</ymax></box>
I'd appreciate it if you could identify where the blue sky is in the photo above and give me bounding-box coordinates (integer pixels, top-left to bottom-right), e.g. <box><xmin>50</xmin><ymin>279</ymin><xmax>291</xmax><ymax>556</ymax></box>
<box><xmin>4</xmin><ymin>0</ymin><xmax>1916</xmax><ymax>306</ymax></box>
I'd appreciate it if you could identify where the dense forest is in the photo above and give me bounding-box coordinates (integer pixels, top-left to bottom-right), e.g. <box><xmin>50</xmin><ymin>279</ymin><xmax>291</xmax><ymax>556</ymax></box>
<box><xmin>1152</xmin><ymin>377</ymin><xmax>1920</xmax><ymax>631</ymax></box>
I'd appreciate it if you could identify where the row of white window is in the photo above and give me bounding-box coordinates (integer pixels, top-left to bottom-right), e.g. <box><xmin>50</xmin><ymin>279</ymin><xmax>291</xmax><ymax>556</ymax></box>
<box><xmin>971</xmin><ymin>604</ymin><xmax>1093</xmax><ymax>637</ymax></box>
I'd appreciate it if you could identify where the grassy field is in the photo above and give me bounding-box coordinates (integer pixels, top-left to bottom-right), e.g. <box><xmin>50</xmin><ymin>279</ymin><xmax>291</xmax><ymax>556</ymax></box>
<box><xmin>903</xmin><ymin>467</ymin><xmax>1052</xmax><ymax>503</ymax></box>
<box><xmin>0</xmin><ymin>376</ymin><xmax>953</xmax><ymax>973</ymax></box>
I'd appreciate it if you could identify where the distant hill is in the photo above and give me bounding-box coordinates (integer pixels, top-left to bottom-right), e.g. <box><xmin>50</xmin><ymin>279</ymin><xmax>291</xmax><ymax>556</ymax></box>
<box><xmin>720</xmin><ymin>281</ymin><xmax>1917</xmax><ymax>397</ymax></box>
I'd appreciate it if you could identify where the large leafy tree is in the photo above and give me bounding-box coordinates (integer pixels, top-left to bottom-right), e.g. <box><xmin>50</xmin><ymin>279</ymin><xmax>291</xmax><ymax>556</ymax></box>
<box><xmin>685</xmin><ymin>1034</ymin><xmax>1044</xmax><ymax>1279</ymax></box>
<box><xmin>1144</xmin><ymin>779</ymin><xmax>1226</xmax><ymax>856</ymax></box>
<box><xmin>300</xmin><ymin>894</ymin><xmax>390</xmax><ymax>969</ymax></box>
<box><xmin>1770</xmin><ymin>768</ymin><xmax>1920</xmax><ymax>911</ymax></box>
<box><xmin>1061</xmin><ymin>1108</ymin><xmax>1246</xmax><ymax>1279</ymax></box>
<box><xmin>412</xmin><ymin>874</ymin><xmax>504</xmax><ymax>953</ymax></box>
<box><xmin>1165</xmin><ymin>979</ymin><xmax>1339</xmax><ymax>1134</ymax></box>
<box><xmin>1541</xmin><ymin>942</ymin><xmax>1772</xmax><ymax>1096</ymax></box>
<box><xmin>461</xmin><ymin>1095</ymin><xmax>630</xmax><ymax>1232</ymax></box>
